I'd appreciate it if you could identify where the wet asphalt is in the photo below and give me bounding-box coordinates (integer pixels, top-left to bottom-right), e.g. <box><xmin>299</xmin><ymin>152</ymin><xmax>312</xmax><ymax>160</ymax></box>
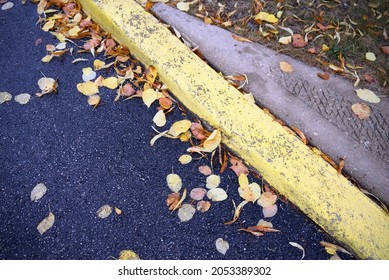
<box><xmin>0</xmin><ymin>1</ymin><xmax>352</xmax><ymax>260</ymax></box>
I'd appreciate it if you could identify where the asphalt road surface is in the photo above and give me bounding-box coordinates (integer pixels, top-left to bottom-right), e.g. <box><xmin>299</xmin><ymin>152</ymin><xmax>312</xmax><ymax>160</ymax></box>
<box><xmin>0</xmin><ymin>1</ymin><xmax>352</xmax><ymax>260</ymax></box>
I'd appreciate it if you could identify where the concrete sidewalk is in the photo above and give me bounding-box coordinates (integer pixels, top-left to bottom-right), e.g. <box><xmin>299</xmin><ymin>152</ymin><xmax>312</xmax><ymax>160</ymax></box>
<box><xmin>151</xmin><ymin>3</ymin><xmax>389</xmax><ymax>207</ymax></box>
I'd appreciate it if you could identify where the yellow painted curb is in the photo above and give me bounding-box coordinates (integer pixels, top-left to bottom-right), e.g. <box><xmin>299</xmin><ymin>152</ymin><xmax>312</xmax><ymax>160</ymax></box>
<box><xmin>77</xmin><ymin>0</ymin><xmax>389</xmax><ymax>259</ymax></box>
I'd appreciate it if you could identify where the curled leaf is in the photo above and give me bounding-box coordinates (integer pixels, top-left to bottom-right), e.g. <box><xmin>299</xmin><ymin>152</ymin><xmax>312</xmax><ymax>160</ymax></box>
<box><xmin>225</xmin><ymin>200</ymin><xmax>248</xmax><ymax>225</ymax></box>
<box><xmin>289</xmin><ymin>242</ymin><xmax>305</xmax><ymax>260</ymax></box>
<box><xmin>168</xmin><ymin>119</ymin><xmax>192</xmax><ymax>137</ymax></box>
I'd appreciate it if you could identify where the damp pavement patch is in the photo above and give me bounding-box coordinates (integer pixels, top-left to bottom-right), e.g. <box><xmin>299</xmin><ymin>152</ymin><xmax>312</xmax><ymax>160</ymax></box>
<box><xmin>76</xmin><ymin>0</ymin><xmax>389</xmax><ymax>259</ymax></box>
<box><xmin>151</xmin><ymin>2</ymin><xmax>389</xmax><ymax>208</ymax></box>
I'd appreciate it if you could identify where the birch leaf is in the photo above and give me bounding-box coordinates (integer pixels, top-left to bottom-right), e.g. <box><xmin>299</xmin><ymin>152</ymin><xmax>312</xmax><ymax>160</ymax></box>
<box><xmin>178</xmin><ymin>154</ymin><xmax>192</xmax><ymax>164</ymax></box>
<box><xmin>142</xmin><ymin>89</ymin><xmax>158</xmax><ymax>108</ymax></box>
<box><xmin>153</xmin><ymin>110</ymin><xmax>166</xmax><ymax>127</ymax></box>
<box><xmin>178</xmin><ymin>204</ymin><xmax>195</xmax><ymax>222</ymax></box>
<box><xmin>77</xmin><ymin>81</ymin><xmax>99</xmax><ymax>96</ymax></box>
<box><xmin>365</xmin><ymin>52</ymin><xmax>376</xmax><ymax>61</ymax></box>
<box><xmin>102</xmin><ymin>77</ymin><xmax>119</xmax><ymax>89</ymax></box>
<box><xmin>82</xmin><ymin>67</ymin><xmax>96</xmax><ymax>81</ymax></box>
<box><xmin>177</xmin><ymin>2</ymin><xmax>190</xmax><ymax>12</ymax></box>
<box><xmin>0</xmin><ymin>92</ymin><xmax>12</xmax><ymax>104</ymax></box>
<box><xmin>198</xmin><ymin>165</ymin><xmax>212</xmax><ymax>175</ymax></box>
<box><xmin>206</xmin><ymin>174</ymin><xmax>221</xmax><ymax>189</ymax></box>
<box><xmin>289</xmin><ymin>242</ymin><xmax>305</xmax><ymax>260</ymax></box>
<box><xmin>263</xmin><ymin>204</ymin><xmax>278</xmax><ymax>218</ymax></box>
<box><xmin>37</xmin><ymin>211</ymin><xmax>55</xmax><ymax>235</ymax></box>
<box><xmin>118</xmin><ymin>250</ymin><xmax>140</xmax><ymax>260</ymax></box>
<box><xmin>257</xmin><ymin>192</ymin><xmax>277</xmax><ymax>207</ymax></box>
<box><xmin>207</xmin><ymin>188</ymin><xmax>227</xmax><ymax>201</ymax></box>
<box><xmin>97</xmin><ymin>205</ymin><xmax>112</xmax><ymax>219</ymax></box>
<box><xmin>31</xmin><ymin>183</ymin><xmax>47</xmax><ymax>202</ymax></box>
<box><xmin>168</xmin><ymin>119</ymin><xmax>192</xmax><ymax>137</ymax></box>
<box><xmin>215</xmin><ymin>238</ymin><xmax>229</xmax><ymax>255</ymax></box>
<box><xmin>14</xmin><ymin>93</ymin><xmax>31</xmax><ymax>104</ymax></box>
<box><xmin>190</xmin><ymin>188</ymin><xmax>207</xmax><ymax>200</ymax></box>
<box><xmin>196</xmin><ymin>200</ymin><xmax>211</xmax><ymax>212</ymax></box>
<box><xmin>87</xmin><ymin>94</ymin><xmax>101</xmax><ymax>108</ymax></box>
<box><xmin>355</xmin><ymin>89</ymin><xmax>380</xmax><ymax>103</ymax></box>
<box><xmin>167</xmin><ymin>173</ymin><xmax>182</xmax><ymax>193</ymax></box>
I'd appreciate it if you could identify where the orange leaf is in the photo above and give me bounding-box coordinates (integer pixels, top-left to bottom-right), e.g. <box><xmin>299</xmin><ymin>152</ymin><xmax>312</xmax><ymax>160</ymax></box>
<box><xmin>229</xmin><ymin>157</ymin><xmax>249</xmax><ymax>176</ymax></box>
<box><xmin>317</xmin><ymin>72</ymin><xmax>330</xmax><ymax>80</ymax></box>
<box><xmin>232</xmin><ymin>34</ymin><xmax>253</xmax><ymax>43</ymax></box>
<box><xmin>292</xmin><ymin>34</ymin><xmax>307</xmax><ymax>48</ymax></box>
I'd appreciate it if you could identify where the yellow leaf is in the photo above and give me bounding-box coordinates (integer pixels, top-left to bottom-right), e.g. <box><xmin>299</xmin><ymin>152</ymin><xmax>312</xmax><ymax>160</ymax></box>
<box><xmin>115</xmin><ymin>207</ymin><xmax>122</xmax><ymax>215</ymax></box>
<box><xmin>239</xmin><ymin>182</ymin><xmax>261</xmax><ymax>202</ymax></box>
<box><xmin>152</xmin><ymin>110</ymin><xmax>166</xmax><ymax>127</ymax></box>
<box><xmin>238</xmin><ymin>173</ymin><xmax>249</xmax><ymax>187</ymax></box>
<box><xmin>77</xmin><ymin>81</ymin><xmax>99</xmax><ymax>96</ymax></box>
<box><xmin>102</xmin><ymin>77</ymin><xmax>119</xmax><ymax>89</ymax></box>
<box><xmin>202</xmin><ymin>129</ymin><xmax>221</xmax><ymax>152</ymax></box>
<box><xmin>322</xmin><ymin>44</ymin><xmax>330</xmax><ymax>51</ymax></box>
<box><xmin>168</xmin><ymin>119</ymin><xmax>192</xmax><ymax>137</ymax></box>
<box><xmin>351</xmin><ymin>103</ymin><xmax>371</xmax><ymax>119</ymax></box>
<box><xmin>68</xmin><ymin>26</ymin><xmax>81</xmax><ymax>37</ymax></box>
<box><xmin>38</xmin><ymin>77</ymin><xmax>57</xmax><ymax>95</ymax></box>
<box><xmin>37</xmin><ymin>211</ymin><xmax>55</xmax><ymax>235</ymax></box>
<box><xmin>41</xmin><ymin>54</ymin><xmax>54</xmax><ymax>63</ymax></box>
<box><xmin>142</xmin><ymin>88</ymin><xmax>158</xmax><ymax>108</ymax></box>
<box><xmin>178</xmin><ymin>154</ymin><xmax>192</xmax><ymax>164</ymax></box>
<box><xmin>82</xmin><ymin>67</ymin><xmax>96</xmax><ymax>81</ymax></box>
<box><xmin>167</xmin><ymin>173</ymin><xmax>182</xmax><ymax>193</ymax></box>
<box><xmin>87</xmin><ymin>94</ymin><xmax>101</xmax><ymax>108</ymax></box>
<box><xmin>280</xmin><ymin>61</ymin><xmax>293</xmax><ymax>73</ymax></box>
<box><xmin>365</xmin><ymin>52</ymin><xmax>376</xmax><ymax>61</ymax></box>
<box><xmin>355</xmin><ymin>88</ymin><xmax>380</xmax><ymax>103</ymax></box>
<box><xmin>254</xmin><ymin>12</ymin><xmax>278</xmax><ymax>23</ymax></box>
<box><xmin>53</xmin><ymin>32</ymin><xmax>66</xmax><ymax>43</ymax></box>
<box><xmin>145</xmin><ymin>65</ymin><xmax>157</xmax><ymax>85</ymax></box>
<box><xmin>257</xmin><ymin>192</ymin><xmax>277</xmax><ymax>207</ymax></box>
<box><xmin>97</xmin><ymin>205</ymin><xmax>112</xmax><ymax>219</ymax></box>
<box><xmin>118</xmin><ymin>250</ymin><xmax>140</xmax><ymax>260</ymax></box>
<box><xmin>42</xmin><ymin>20</ymin><xmax>55</xmax><ymax>32</ymax></box>
<box><xmin>93</xmin><ymin>59</ymin><xmax>106</xmax><ymax>70</ymax></box>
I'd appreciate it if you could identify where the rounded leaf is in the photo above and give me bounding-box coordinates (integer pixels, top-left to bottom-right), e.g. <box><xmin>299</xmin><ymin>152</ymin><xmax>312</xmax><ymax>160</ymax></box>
<box><xmin>215</xmin><ymin>238</ymin><xmax>229</xmax><ymax>255</ymax></box>
<box><xmin>196</xmin><ymin>200</ymin><xmax>211</xmax><ymax>212</ymax></box>
<box><xmin>257</xmin><ymin>192</ymin><xmax>277</xmax><ymax>207</ymax></box>
<box><xmin>97</xmin><ymin>205</ymin><xmax>112</xmax><ymax>219</ymax></box>
<box><xmin>207</xmin><ymin>188</ymin><xmax>227</xmax><ymax>202</ymax></box>
<box><xmin>178</xmin><ymin>204</ymin><xmax>195</xmax><ymax>222</ymax></box>
<box><xmin>190</xmin><ymin>188</ymin><xmax>207</xmax><ymax>200</ymax></box>
<box><xmin>166</xmin><ymin>173</ymin><xmax>182</xmax><ymax>193</ymax></box>
<box><xmin>206</xmin><ymin>174</ymin><xmax>221</xmax><ymax>189</ymax></box>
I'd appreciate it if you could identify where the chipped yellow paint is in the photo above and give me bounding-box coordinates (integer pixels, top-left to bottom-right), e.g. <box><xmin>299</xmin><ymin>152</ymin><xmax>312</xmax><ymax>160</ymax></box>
<box><xmin>77</xmin><ymin>0</ymin><xmax>389</xmax><ymax>259</ymax></box>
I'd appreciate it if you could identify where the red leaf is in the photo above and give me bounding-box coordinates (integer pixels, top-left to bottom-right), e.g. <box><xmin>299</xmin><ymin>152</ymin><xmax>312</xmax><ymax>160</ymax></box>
<box><xmin>292</xmin><ymin>34</ymin><xmax>307</xmax><ymax>48</ymax></box>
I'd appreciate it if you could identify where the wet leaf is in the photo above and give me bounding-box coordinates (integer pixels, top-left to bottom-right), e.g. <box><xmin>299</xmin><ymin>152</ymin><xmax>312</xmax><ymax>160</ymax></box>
<box><xmin>365</xmin><ymin>52</ymin><xmax>376</xmax><ymax>61</ymax></box>
<box><xmin>263</xmin><ymin>204</ymin><xmax>278</xmax><ymax>218</ymax></box>
<box><xmin>206</xmin><ymin>174</ymin><xmax>221</xmax><ymax>189</ymax></box>
<box><xmin>257</xmin><ymin>192</ymin><xmax>277</xmax><ymax>207</ymax></box>
<box><xmin>14</xmin><ymin>93</ymin><xmax>31</xmax><ymax>104</ymax></box>
<box><xmin>153</xmin><ymin>110</ymin><xmax>166</xmax><ymax>127</ymax></box>
<box><xmin>118</xmin><ymin>250</ymin><xmax>140</xmax><ymax>260</ymax></box>
<box><xmin>167</xmin><ymin>173</ymin><xmax>182</xmax><ymax>193</ymax></box>
<box><xmin>87</xmin><ymin>94</ymin><xmax>101</xmax><ymax>108</ymax></box>
<box><xmin>178</xmin><ymin>204</ymin><xmax>195</xmax><ymax>222</ymax></box>
<box><xmin>196</xmin><ymin>200</ymin><xmax>211</xmax><ymax>212</ymax></box>
<box><xmin>177</xmin><ymin>2</ymin><xmax>190</xmax><ymax>12</ymax></box>
<box><xmin>229</xmin><ymin>157</ymin><xmax>249</xmax><ymax>176</ymax></box>
<box><xmin>97</xmin><ymin>205</ymin><xmax>112</xmax><ymax>219</ymax></box>
<box><xmin>168</xmin><ymin>119</ymin><xmax>192</xmax><ymax>137</ymax></box>
<box><xmin>198</xmin><ymin>165</ymin><xmax>212</xmax><ymax>175</ymax></box>
<box><xmin>37</xmin><ymin>211</ymin><xmax>55</xmax><ymax>235</ymax></box>
<box><xmin>355</xmin><ymin>88</ymin><xmax>380</xmax><ymax>103</ymax></box>
<box><xmin>207</xmin><ymin>188</ymin><xmax>227</xmax><ymax>202</ymax></box>
<box><xmin>292</xmin><ymin>34</ymin><xmax>307</xmax><ymax>48</ymax></box>
<box><xmin>289</xmin><ymin>242</ymin><xmax>305</xmax><ymax>260</ymax></box>
<box><xmin>102</xmin><ymin>77</ymin><xmax>119</xmax><ymax>89</ymax></box>
<box><xmin>142</xmin><ymin>89</ymin><xmax>158</xmax><ymax>108</ymax></box>
<box><xmin>190</xmin><ymin>187</ymin><xmax>207</xmax><ymax>200</ymax></box>
<box><xmin>215</xmin><ymin>238</ymin><xmax>229</xmax><ymax>255</ymax></box>
<box><xmin>280</xmin><ymin>61</ymin><xmax>293</xmax><ymax>73</ymax></box>
<box><xmin>178</xmin><ymin>154</ymin><xmax>192</xmax><ymax>165</ymax></box>
<box><xmin>77</xmin><ymin>81</ymin><xmax>99</xmax><ymax>96</ymax></box>
<box><xmin>31</xmin><ymin>183</ymin><xmax>47</xmax><ymax>202</ymax></box>
<box><xmin>0</xmin><ymin>91</ymin><xmax>12</xmax><ymax>104</ymax></box>
<box><xmin>82</xmin><ymin>67</ymin><xmax>97</xmax><ymax>82</ymax></box>
<box><xmin>351</xmin><ymin>103</ymin><xmax>371</xmax><ymax>120</ymax></box>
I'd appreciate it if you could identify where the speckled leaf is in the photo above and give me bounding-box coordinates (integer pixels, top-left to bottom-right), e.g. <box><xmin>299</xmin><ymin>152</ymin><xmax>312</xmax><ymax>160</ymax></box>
<box><xmin>31</xmin><ymin>183</ymin><xmax>47</xmax><ymax>202</ymax></box>
<box><xmin>97</xmin><ymin>205</ymin><xmax>112</xmax><ymax>219</ymax></box>
<box><xmin>178</xmin><ymin>204</ymin><xmax>195</xmax><ymax>222</ymax></box>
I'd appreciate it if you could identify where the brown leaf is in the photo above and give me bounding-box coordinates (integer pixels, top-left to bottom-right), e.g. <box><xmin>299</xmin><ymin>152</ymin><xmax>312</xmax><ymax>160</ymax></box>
<box><xmin>247</xmin><ymin>225</ymin><xmax>280</xmax><ymax>233</ymax></box>
<box><xmin>292</xmin><ymin>34</ymin><xmax>307</xmax><ymax>48</ymax></box>
<box><xmin>362</xmin><ymin>74</ymin><xmax>375</xmax><ymax>83</ymax></box>
<box><xmin>231</xmin><ymin>34</ymin><xmax>253</xmax><ymax>43</ymax></box>
<box><xmin>351</xmin><ymin>103</ymin><xmax>371</xmax><ymax>120</ymax></box>
<box><xmin>291</xmin><ymin>126</ymin><xmax>307</xmax><ymax>145</ymax></box>
<box><xmin>337</xmin><ymin>157</ymin><xmax>345</xmax><ymax>175</ymax></box>
<box><xmin>380</xmin><ymin>46</ymin><xmax>389</xmax><ymax>54</ymax></box>
<box><xmin>120</xmin><ymin>83</ymin><xmax>136</xmax><ymax>97</ymax></box>
<box><xmin>196</xmin><ymin>200</ymin><xmax>211</xmax><ymax>212</ymax></box>
<box><xmin>229</xmin><ymin>157</ymin><xmax>249</xmax><ymax>176</ymax></box>
<box><xmin>307</xmin><ymin>47</ymin><xmax>317</xmax><ymax>54</ymax></box>
<box><xmin>317</xmin><ymin>72</ymin><xmax>330</xmax><ymax>80</ymax></box>
<box><xmin>190</xmin><ymin>122</ymin><xmax>210</xmax><ymax>140</ymax></box>
<box><xmin>166</xmin><ymin>192</ymin><xmax>180</xmax><ymax>211</ymax></box>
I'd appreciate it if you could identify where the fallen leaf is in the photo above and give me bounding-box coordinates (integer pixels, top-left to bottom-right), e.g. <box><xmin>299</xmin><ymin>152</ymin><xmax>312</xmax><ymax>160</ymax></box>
<box><xmin>178</xmin><ymin>154</ymin><xmax>192</xmax><ymax>164</ymax></box>
<box><xmin>257</xmin><ymin>219</ymin><xmax>273</xmax><ymax>228</ymax></box>
<box><xmin>42</xmin><ymin>20</ymin><xmax>55</xmax><ymax>32</ymax></box>
<box><xmin>166</xmin><ymin>192</ymin><xmax>180</xmax><ymax>211</ymax></box>
<box><xmin>150</xmin><ymin>130</ymin><xmax>169</xmax><ymax>146</ymax></box>
<box><xmin>319</xmin><ymin>241</ymin><xmax>352</xmax><ymax>256</ymax></box>
<box><xmin>82</xmin><ymin>67</ymin><xmax>97</xmax><ymax>82</ymax></box>
<box><xmin>317</xmin><ymin>72</ymin><xmax>330</xmax><ymax>80</ymax></box>
<box><xmin>190</xmin><ymin>188</ymin><xmax>207</xmax><ymax>201</ymax></box>
<box><xmin>239</xmin><ymin>224</ymin><xmax>280</xmax><ymax>236</ymax></box>
<box><xmin>238</xmin><ymin>181</ymin><xmax>261</xmax><ymax>202</ymax></box>
<box><xmin>355</xmin><ymin>88</ymin><xmax>380</xmax><ymax>103</ymax></box>
<box><xmin>120</xmin><ymin>83</ymin><xmax>136</xmax><ymax>97</ymax></box>
<box><xmin>190</xmin><ymin>122</ymin><xmax>209</xmax><ymax>140</ymax></box>
<box><xmin>93</xmin><ymin>59</ymin><xmax>106</xmax><ymax>70</ymax></box>
<box><xmin>289</xmin><ymin>242</ymin><xmax>305</xmax><ymax>260</ymax></box>
<box><xmin>224</xmin><ymin>200</ymin><xmax>248</xmax><ymax>225</ymax></box>
<box><xmin>145</xmin><ymin>65</ymin><xmax>157</xmax><ymax>85</ymax></box>
<box><xmin>102</xmin><ymin>77</ymin><xmax>119</xmax><ymax>89</ymax></box>
<box><xmin>330</xmin><ymin>253</ymin><xmax>342</xmax><ymax>260</ymax></box>
<box><xmin>168</xmin><ymin>119</ymin><xmax>192</xmax><ymax>137</ymax></box>
<box><xmin>365</xmin><ymin>52</ymin><xmax>376</xmax><ymax>61</ymax></box>
<box><xmin>207</xmin><ymin>188</ymin><xmax>227</xmax><ymax>202</ymax></box>
<box><xmin>229</xmin><ymin>157</ymin><xmax>249</xmax><ymax>176</ymax></box>
<box><xmin>232</xmin><ymin>34</ymin><xmax>253</xmax><ymax>42</ymax></box>
<box><xmin>278</xmin><ymin>36</ymin><xmax>292</xmax><ymax>45</ymax></box>
<box><xmin>307</xmin><ymin>47</ymin><xmax>317</xmax><ymax>54</ymax></box>
<box><xmin>166</xmin><ymin>173</ymin><xmax>182</xmax><ymax>193</ymax></box>
<box><xmin>198</xmin><ymin>165</ymin><xmax>212</xmax><ymax>175</ymax></box>
<box><xmin>206</xmin><ymin>174</ymin><xmax>221</xmax><ymax>189</ymax></box>
<box><xmin>14</xmin><ymin>93</ymin><xmax>31</xmax><ymax>105</ymax></box>
<box><xmin>77</xmin><ymin>81</ymin><xmax>99</xmax><ymax>96</ymax></box>
<box><xmin>31</xmin><ymin>183</ymin><xmax>47</xmax><ymax>202</ymax></box>
<box><xmin>178</xmin><ymin>204</ymin><xmax>195</xmax><ymax>222</ymax></box>
<box><xmin>97</xmin><ymin>205</ymin><xmax>113</xmax><ymax>219</ymax></box>
<box><xmin>142</xmin><ymin>89</ymin><xmax>158</xmax><ymax>108</ymax></box>
<box><xmin>37</xmin><ymin>211</ymin><xmax>55</xmax><ymax>235</ymax></box>
<box><xmin>72</xmin><ymin>58</ymin><xmax>89</xmax><ymax>64</ymax></box>
<box><xmin>280</xmin><ymin>61</ymin><xmax>293</xmax><ymax>73</ymax></box>
<box><xmin>257</xmin><ymin>192</ymin><xmax>277</xmax><ymax>207</ymax></box>
<box><xmin>292</xmin><ymin>34</ymin><xmax>307</xmax><ymax>48</ymax></box>
<box><xmin>215</xmin><ymin>238</ymin><xmax>229</xmax><ymax>255</ymax></box>
<box><xmin>37</xmin><ymin>77</ymin><xmax>57</xmax><ymax>96</ymax></box>
<box><xmin>56</xmin><ymin>42</ymin><xmax>66</xmax><ymax>50</ymax></box>
<box><xmin>177</xmin><ymin>2</ymin><xmax>190</xmax><ymax>12</ymax></box>
<box><xmin>118</xmin><ymin>250</ymin><xmax>140</xmax><ymax>260</ymax></box>
<box><xmin>0</xmin><ymin>91</ymin><xmax>12</xmax><ymax>104</ymax></box>
<box><xmin>188</xmin><ymin>129</ymin><xmax>222</xmax><ymax>153</ymax></box>
<box><xmin>254</xmin><ymin>12</ymin><xmax>278</xmax><ymax>23</ymax></box>
<box><xmin>381</xmin><ymin>46</ymin><xmax>389</xmax><ymax>54</ymax></box>
<box><xmin>351</xmin><ymin>103</ymin><xmax>371</xmax><ymax>120</ymax></box>
<box><xmin>244</xmin><ymin>93</ymin><xmax>255</xmax><ymax>104</ymax></box>
<box><xmin>87</xmin><ymin>94</ymin><xmax>101</xmax><ymax>108</ymax></box>
<box><xmin>362</xmin><ymin>74</ymin><xmax>375</xmax><ymax>83</ymax></box>
<box><xmin>68</xmin><ymin>26</ymin><xmax>81</xmax><ymax>37</ymax></box>
<box><xmin>114</xmin><ymin>207</ymin><xmax>122</xmax><ymax>215</ymax></box>
<box><xmin>1</xmin><ymin>2</ymin><xmax>14</xmax><ymax>10</ymax></box>
<box><xmin>153</xmin><ymin>110</ymin><xmax>166</xmax><ymax>127</ymax></box>
<box><xmin>196</xmin><ymin>200</ymin><xmax>211</xmax><ymax>212</ymax></box>
<box><xmin>263</xmin><ymin>204</ymin><xmax>278</xmax><ymax>218</ymax></box>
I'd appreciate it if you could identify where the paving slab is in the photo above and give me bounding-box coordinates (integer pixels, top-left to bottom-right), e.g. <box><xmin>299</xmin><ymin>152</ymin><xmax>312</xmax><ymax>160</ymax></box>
<box><xmin>76</xmin><ymin>0</ymin><xmax>389</xmax><ymax>259</ymax></box>
<box><xmin>151</xmin><ymin>3</ymin><xmax>389</xmax><ymax>207</ymax></box>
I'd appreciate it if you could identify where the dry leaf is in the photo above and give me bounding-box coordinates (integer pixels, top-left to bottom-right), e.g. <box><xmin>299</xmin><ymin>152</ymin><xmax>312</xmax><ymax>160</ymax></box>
<box><xmin>215</xmin><ymin>238</ymin><xmax>229</xmax><ymax>255</ymax></box>
<box><xmin>97</xmin><ymin>205</ymin><xmax>112</xmax><ymax>219</ymax></box>
<box><xmin>292</xmin><ymin>34</ymin><xmax>307</xmax><ymax>48</ymax></box>
<box><xmin>198</xmin><ymin>165</ymin><xmax>212</xmax><ymax>175</ymax></box>
<box><xmin>37</xmin><ymin>211</ymin><xmax>55</xmax><ymax>235</ymax></box>
<box><xmin>190</xmin><ymin>122</ymin><xmax>209</xmax><ymax>140</ymax></box>
<box><xmin>178</xmin><ymin>204</ymin><xmax>195</xmax><ymax>222</ymax></box>
<box><xmin>365</xmin><ymin>52</ymin><xmax>376</xmax><ymax>61</ymax></box>
<box><xmin>159</xmin><ymin>97</ymin><xmax>172</xmax><ymax>109</ymax></box>
<box><xmin>232</xmin><ymin>34</ymin><xmax>253</xmax><ymax>42</ymax></box>
<box><xmin>230</xmin><ymin>157</ymin><xmax>249</xmax><ymax>176</ymax></box>
<box><xmin>319</xmin><ymin>241</ymin><xmax>352</xmax><ymax>256</ymax></box>
<box><xmin>206</xmin><ymin>174</ymin><xmax>221</xmax><ymax>189</ymax></box>
<box><xmin>42</xmin><ymin>20</ymin><xmax>55</xmax><ymax>32</ymax></box>
<box><xmin>77</xmin><ymin>81</ymin><xmax>99</xmax><ymax>96</ymax></box>
<box><xmin>102</xmin><ymin>77</ymin><xmax>119</xmax><ymax>89</ymax></box>
<box><xmin>351</xmin><ymin>103</ymin><xmax>371</xmax><ymax>120</ymax></box>
<box><xmin>0</xmin><ymin>91</ymin><xmax>12</xmax><ymax>104</ymax></box>
<box><xmin>263</xmin><ymin>204</ymin><xmax>278</xmax><ymax>218</ymax></box>
<box><xmin>14</xmin><ymin>93</ymin><xmax>31</xmax><ymax>105</ymax></box>
<box><xmin>168</xmin><ymin>119</ymin><xmax>192</xmax><ymax>137</ymax></box>
<box><xmin>93</xmin><ymin>59</ymin><xmax>106</xmax><ymax>70</ymax></box>
<box><xmin>153</xmin><ymin>110</ymin><xmax>166</xmax><ymax>127</ymax></box>
<box><xmin>190</xmin><ymin>188</ymin><xmax>207</xmax><ymax>201</ymax></box>
<box><xmin>166</xmin><ymin>192</ymin><xmax>180</xmax><ymax>211</ymax></box>
<box><xmin>196</xmin><ymin>200</ymin><xmax>211</xmax><ymax>212</ymax></box>
<box><xmin>257</xmin><ymin>192</ymin><xmax>277</xmax><ymax>207</ymax></box>
<box><xmin>114</xmin><ymin>207</ymin><xmax>122</xmax><ymax>215</ymax></box>
<box><xmin>87</xmin><ymin>94</ymin><xmax>101</xmax><ymax>108</ymax></box>
<box><xmin>177</xmin><ymin>2</ymin><xmax>190</xmax><ymax>12</ymax></box>
<box><xmin>289</xmin><ymin>242</ymin><xmax>305</xmax><ymax>259</ymax></box>
<box><xmin>280</xmin><ymin>61</ymin><xmax>293</xmax><ymax>73</ymax></box>
<box><xmin>225</xmin><ymin>200</ymin><xmax>248</xmax><ymax>225</ymax></box>
<box><xmin>1</xmin><ymin>2</ymin><xmax>14</xmax><ymax>10</ymax></box>
<box><xmin>178</xmin><ymin>154</ymin><xmax>192</xmax><ymax>164</ymax></box>
<box><xmin>145</xmin><ymin>65</ymin><xmax>157</xmax><ymax>85</ymax></box>
<box><xmin>166</xmin><ymin>173</ymin><xmax>182</xmax><ymax>193</ymax></box>
<box><xmin>118</xmin><ymin>250</ymin><xmax>140</xmax><ymax>260</ymax></box>
<box><xmin>37</xmin><ymin>77</ymin><xmax>57</xmax><ymax>96</ymax></box>
<box><xmin>355</xmin><ymin>88</ymin><xmax>380</xmax><ymax>103</ymax></box>
<box><xmin>279</xmin><ymin>36</ymin><xmax>292</xmax><ymax>45</ymax></box>
<box><xmin>317</xmin><ymin>72</ymin><xmax>330</xmax><ymax>80</ymax></box>
<box><xmin>188</xmin><ymin>129</ymin><xmax>221</xmax><ymax>153</ymax></box>
<box><xmin>254</xmin><ymin>12</ymin><xmax>278</xmax><ymax>23</ymax></box>
<box><xmin>238</xmin><ymin>182</ymin><xmax>261</xmax><ymax>202</ymax></box>
<box><xmin>381</xmin><ymin>46</ymin><xmax>389</xmax><ymax>54</ymax></box>
<box><xmin>142</xmin><ymin>89</ymin><xmax>158</xmax><ymax>108</ymax></box>
<box><xmin>82</xmin><ymin>67</ymin><xmax>97</xmax><ymax>82</ymax></box>
<box><xmin>31</xmin><ymin>183</ymin><xmax>47</xmax><ymax>202</ymax></box>
<box><xmin>207</xmin><ymin>188</ymin><xmax>227</xmax><ymax>202</ymax></box>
